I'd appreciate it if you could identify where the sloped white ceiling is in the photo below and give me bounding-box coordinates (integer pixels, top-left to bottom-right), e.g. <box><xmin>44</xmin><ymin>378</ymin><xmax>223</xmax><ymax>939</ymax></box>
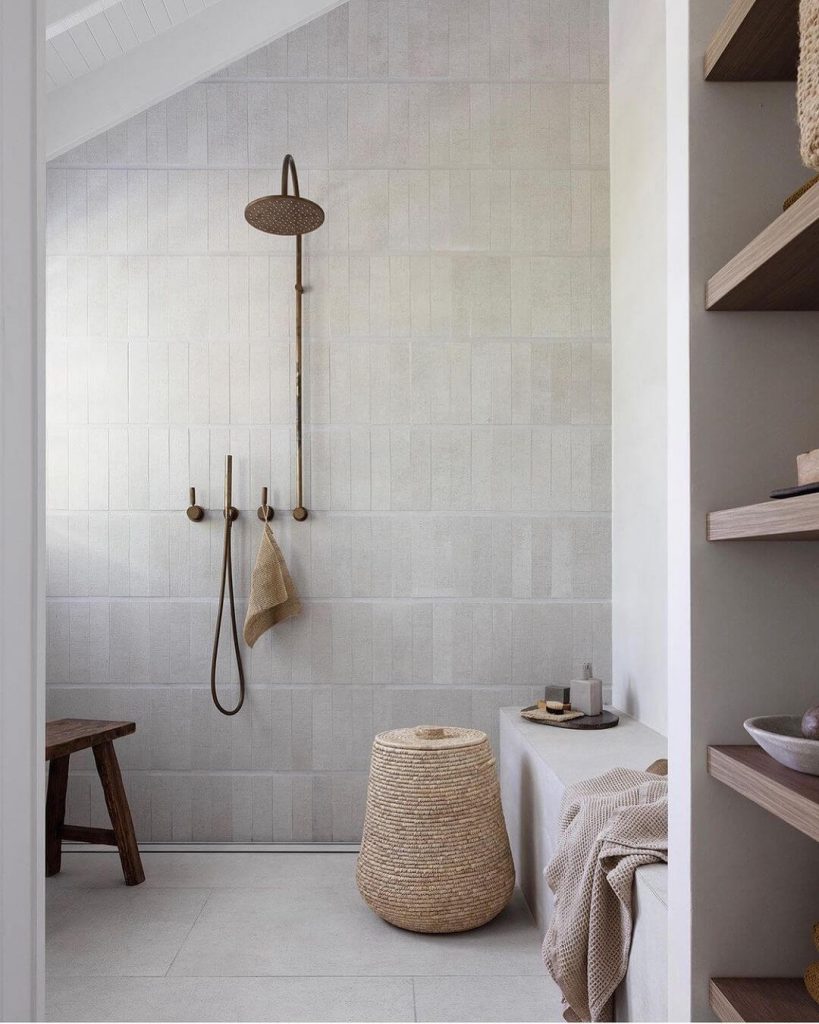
<box><xmin>46</xmin><ymin>0</ymin><xmax>346</xmax><ymax>160</ymax></box>
<box><xmin>46</xmin><ymin>0</ymin><xmax>224</xmax><ymax>91</ymax></box>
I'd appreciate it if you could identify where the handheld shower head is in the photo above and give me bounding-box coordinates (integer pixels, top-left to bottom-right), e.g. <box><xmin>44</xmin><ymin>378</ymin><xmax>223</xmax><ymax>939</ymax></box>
<box><xmin>244</xmin><ymin>154</ymin><xmax>325</xmax><ymax>235</ymax></box>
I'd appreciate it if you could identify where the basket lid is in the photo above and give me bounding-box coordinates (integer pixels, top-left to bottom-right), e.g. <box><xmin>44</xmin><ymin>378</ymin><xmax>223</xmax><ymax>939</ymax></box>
<box><xmin>375</xmin><ymin>725</ymin><xmax>487</xmax><ymax>751</ymax></box>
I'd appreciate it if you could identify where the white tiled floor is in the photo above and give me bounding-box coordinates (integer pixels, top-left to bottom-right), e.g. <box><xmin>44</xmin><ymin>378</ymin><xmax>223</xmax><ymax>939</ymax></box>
<box><xmin>47</xmin><ymin>851</ymin><xmax>565</xmax><ymax>1023</ymax></box>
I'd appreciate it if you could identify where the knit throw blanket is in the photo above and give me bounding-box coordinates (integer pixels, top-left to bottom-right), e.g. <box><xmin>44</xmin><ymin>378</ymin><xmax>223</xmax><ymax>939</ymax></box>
<box><xmin>542</xmin><ymin>767</ymin><xmax>668</xmax><ymax>1023</ymax></box>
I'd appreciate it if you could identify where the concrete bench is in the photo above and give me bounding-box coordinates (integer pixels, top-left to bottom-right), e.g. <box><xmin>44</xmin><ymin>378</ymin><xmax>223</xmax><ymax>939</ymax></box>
<box><xmin>499</xmin><ymin>706</ymin><xmax>667</xmax><ymax>1022</ymax></box>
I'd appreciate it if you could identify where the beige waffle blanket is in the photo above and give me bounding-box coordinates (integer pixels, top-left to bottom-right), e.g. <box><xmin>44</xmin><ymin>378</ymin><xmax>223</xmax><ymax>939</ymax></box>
<box><xmin>542</xmin><ymin>767</ymin><xmax>668</xmax><ymax>1023</ymax></box>
<box><xmin>243</xmin><ymin>523</ymin><xmax>302</xmax><ymax>646</ymax></box>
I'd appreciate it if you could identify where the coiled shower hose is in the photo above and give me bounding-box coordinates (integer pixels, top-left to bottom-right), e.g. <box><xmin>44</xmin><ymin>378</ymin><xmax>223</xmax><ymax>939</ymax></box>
<box><xmin>210</xmin><ymin>455</ymin><xmax>245</xmax><ymax>716</ymax></box>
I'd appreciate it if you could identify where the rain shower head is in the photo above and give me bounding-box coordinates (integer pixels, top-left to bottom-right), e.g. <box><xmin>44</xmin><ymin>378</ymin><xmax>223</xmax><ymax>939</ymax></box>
<box><xmin>244</xmin><ymin>154</ymin><xmax>324</xmax><ymax>235</ymax></box>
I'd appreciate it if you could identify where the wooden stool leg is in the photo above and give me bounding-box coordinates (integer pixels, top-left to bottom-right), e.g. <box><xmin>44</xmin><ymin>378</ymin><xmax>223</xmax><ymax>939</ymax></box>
<box><xmin>92</xmin><ymin>741</ymin><xmax>145</xmax><ymax>886</ymax></box>
<box><xmin>45</xmin><ymin>755</ymin><xmax>70</xmax><ymax>877</ymax></box>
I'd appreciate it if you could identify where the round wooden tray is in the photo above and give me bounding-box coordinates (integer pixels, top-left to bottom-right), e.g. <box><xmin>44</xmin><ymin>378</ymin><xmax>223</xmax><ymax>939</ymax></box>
<box><xmin>520</xmin><ymin>706</ymin><xmax>619</xmax><ymax>730</ymax></box>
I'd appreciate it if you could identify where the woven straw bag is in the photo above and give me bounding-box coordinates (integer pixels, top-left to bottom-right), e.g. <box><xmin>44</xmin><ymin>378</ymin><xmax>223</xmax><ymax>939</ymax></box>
<box><xmin>799</xmin><ymin>0</ymin><xmax>819</xmax><ymax>168</ymax></box>
<box><xmin>356</xmin><ymin>725</ymin><xmax>515</xmax><ymax>934</ymax></box>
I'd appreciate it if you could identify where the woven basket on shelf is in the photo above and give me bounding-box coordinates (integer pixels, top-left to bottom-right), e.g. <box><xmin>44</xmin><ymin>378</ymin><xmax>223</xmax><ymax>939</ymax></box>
<box><xmin>356</xmin><ymin>725</ymin><xmax>515</xmax><ymax>934</ymax></box>
<box><xmin>799</xmin><ymin>0</ymin><xmax>819</xmax><ymax>169</ymax></box>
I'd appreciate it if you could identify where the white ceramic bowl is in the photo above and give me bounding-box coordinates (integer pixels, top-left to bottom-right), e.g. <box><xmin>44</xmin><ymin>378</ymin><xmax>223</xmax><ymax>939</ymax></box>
<box><xmin>743</xmin><ymin>716</ymin><xmax>819</xmax><ymax>776</ymax></box>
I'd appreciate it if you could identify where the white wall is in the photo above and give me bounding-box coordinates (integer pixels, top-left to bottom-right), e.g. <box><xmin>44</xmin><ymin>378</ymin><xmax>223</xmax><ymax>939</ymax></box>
<box><xmin>0</xmin><ymin>0</ymin><xmax>45</xmax><ymax>1019</ymax></box>
<box><xmin>45</xmin><ymin>0</ymin><xmax>613</xmax><ymax>843</ymax></box>
<box><xmin>609</xmin><ymin>0</ymin><xmax>668</xmax><ymax>735</ymax></box>
<box><xmin>665</xmin><ymin>0</ymin><xmax>692</xmax><ymax>1017</ymax></box>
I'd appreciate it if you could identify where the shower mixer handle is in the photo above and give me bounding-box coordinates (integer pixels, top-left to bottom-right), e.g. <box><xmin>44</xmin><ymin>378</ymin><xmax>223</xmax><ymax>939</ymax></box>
<box><xmin>186</xmin><ymin>487</ymin><xmax>205</xmax><ymax>522</ymax></box>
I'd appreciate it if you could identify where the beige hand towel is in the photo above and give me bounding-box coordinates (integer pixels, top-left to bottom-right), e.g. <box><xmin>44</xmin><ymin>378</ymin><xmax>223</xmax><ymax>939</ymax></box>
<box><xmin>542</xmin><ymin>767</ymin><xmax>668</xmax><ymax>1022</ymax></box>
<box><xmin>243</xmin><ymin>523</ymin><xmax>302</xmax><ymax>646</ymax></box>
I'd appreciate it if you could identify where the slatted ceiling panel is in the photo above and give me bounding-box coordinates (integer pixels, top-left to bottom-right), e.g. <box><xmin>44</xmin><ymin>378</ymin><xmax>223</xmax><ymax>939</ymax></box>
<box><xmin>140</xmin><ymin>0</ymin><xmax>172</xmax><ymax>33</ymax></box>
<box><xmin>121</xmin><ymin>0</ymin><xmax>157</xmax><ymax>42</ymax></box>
<box><xmin>104</xmin><ymin>4</ymin><xmax>140</xmax><ymax>51</ymax></box>
<box><xmin>51</xmin><ymin>30</ymin><xmax>90</xmax><ymax>78</ymax></box>
<box><xmin>46</xmin><ymin>41</ymin><xmax>73</xmax><ymax>88</ymax></box>
<box><xmin>86</xmin><ymin>11</ymin><xmax>123</xmax><ymax>60</ymax></box>
<box><xmin>45</xmin><ymin>0</ymin><xmax>227</xmax><ymax>93</ymax></box>
<box><xmin>164</xmin><ymin>0</ymin><xmax>189</xmax><ymax>22</ymax></box>
<box><xmin>69</xmin><ymin>22</ymin><xmax>106</xmax><ymax>72</ymax></box>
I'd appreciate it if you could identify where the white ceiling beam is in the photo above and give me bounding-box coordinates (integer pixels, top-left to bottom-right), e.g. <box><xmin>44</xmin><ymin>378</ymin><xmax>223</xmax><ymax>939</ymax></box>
<box><xmin>46</xmin><ymin>0</ymin><xmax>347</xmax><ymax>160</ymax></box>
<box><xmin>46</xmin><ymin>0</ymin><xmax>122</xmax><ymax>40</ymax></box>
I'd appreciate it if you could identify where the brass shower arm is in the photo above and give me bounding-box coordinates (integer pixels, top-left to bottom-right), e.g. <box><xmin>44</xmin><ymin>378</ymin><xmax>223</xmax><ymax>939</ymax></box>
<box><xmin>281</xmin><ymin>153</ymin><xmax>300</xmax><ymax>197</ymax></box>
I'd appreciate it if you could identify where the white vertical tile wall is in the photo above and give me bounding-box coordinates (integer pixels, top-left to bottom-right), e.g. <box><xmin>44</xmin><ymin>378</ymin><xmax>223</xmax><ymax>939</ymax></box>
<box><xmin>46</xmin><ymin>0</ymin><xmax>611</xmax><ymax>842</ymax></box>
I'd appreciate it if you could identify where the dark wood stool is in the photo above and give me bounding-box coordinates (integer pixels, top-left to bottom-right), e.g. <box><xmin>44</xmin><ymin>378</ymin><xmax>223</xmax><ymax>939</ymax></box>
<box><xmin>46</xmin><ymin>718</ymin><xmax>145</xmax><ymax>886</ymax></box>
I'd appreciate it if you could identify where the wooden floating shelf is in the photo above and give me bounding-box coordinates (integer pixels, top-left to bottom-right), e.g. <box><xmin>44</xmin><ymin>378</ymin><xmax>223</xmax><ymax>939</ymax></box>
<box><xmin>705</xmin><ymin>0</ymin><xmax>799</xmax><ymax>81</ymax></box>
<box><xmin>708</xmin><ymin>746</ymin><xmax>819</xmax><ymax>843</ymax></box>
<box><xmin>707</xmin><ymin>492</ymin><xmax>819</xmax><ymax>541</ymax></box>
<box><xmin>710</xmin><ymin>978</ymin><xmax>819</xmax><ymax>1022</ymax></box>
<box><xmin>706</xmin><ymin>182</ymin><xmax>819</xmax><ymax>310</ymax></box>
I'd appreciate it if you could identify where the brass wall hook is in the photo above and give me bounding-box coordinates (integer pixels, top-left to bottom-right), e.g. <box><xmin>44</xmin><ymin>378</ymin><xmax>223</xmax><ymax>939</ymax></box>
<box><xmin>257</xmin><ymin>487</ymin><xmax>274</xmax><ymax>521</ymax></box>
<box><xmin>186</xmin><ymin>487</ymin><xmax>205</xmax><ymax>522</ymax></box>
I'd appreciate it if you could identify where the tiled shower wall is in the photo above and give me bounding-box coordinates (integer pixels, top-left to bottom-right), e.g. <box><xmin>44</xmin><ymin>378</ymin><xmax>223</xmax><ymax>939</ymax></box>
<box><xmin>45</xmin><ymin>0</ymin><xmax>611</xmax><ymax>842</ymax></box>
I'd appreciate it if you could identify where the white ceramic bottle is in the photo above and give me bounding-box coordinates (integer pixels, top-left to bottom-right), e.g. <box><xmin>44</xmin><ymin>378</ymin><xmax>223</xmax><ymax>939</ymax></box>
<box><xmin>570</xmin><ymin>663</ymin><xmax>603</xmax><ymax>717</ymax></box>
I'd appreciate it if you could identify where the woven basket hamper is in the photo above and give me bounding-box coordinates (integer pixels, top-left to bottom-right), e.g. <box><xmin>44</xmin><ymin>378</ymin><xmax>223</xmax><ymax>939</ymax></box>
<box><xmin>356</xmin><ymin>725</ymin><xmax>515</xmax><ymax>934</ymax></box>
<box><xmin>799</xmin><ymin>0</ymin><xmax>819</xmax><ymax>169</ymax></box>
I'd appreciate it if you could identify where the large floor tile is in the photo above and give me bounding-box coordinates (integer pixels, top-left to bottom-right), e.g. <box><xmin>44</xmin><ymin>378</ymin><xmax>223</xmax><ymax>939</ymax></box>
<box><xmin>168</xmin><ymin>884</ymin><xmax>544</xmax><ymax>978</ymax></box>
<box><xmin>239</xmin><ymin>977</ymin><xmax>414</xmax><ymax>1022</ymax></box>
<box><xmin>54</xmin><ymin>850</ymin><xmax>357</xmax><ymax>891</ymax></box>
<box><xmin>47</xmin><ymin>885</ymin><xmax>209</xmax><ymax>976</ymax></box>
<box><xmin>413</xmin><ymin>975</ymin><xmax>564</xmax><ymax>1023</ymax></box>
<box><xmin>47</xmin><ymin>976</ymin><xmax>415</xmax><ymax>1022</ymax></box>
<box><xmin>47</xmin><ymin>977</ymin><xmax>241</xmax><ymax>1022</ymax></box>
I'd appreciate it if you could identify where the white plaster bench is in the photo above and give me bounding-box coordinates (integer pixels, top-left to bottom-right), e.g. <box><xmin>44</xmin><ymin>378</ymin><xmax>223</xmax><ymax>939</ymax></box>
<box><xmin>499</xmin><ymin>706</ymin><xmax>668</xmax><ymax>1022</ymax></box>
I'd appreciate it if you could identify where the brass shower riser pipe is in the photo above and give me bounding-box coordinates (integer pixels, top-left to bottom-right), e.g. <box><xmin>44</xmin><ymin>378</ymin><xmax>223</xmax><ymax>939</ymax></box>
<box><xmin>293</xmin><ymin>232</ymin><xmax>307</xmax><ymax>521</ymax></box>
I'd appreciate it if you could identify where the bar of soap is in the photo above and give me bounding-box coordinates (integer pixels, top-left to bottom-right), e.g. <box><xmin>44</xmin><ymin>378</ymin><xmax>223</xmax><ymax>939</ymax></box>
<box><xmin>545</xmin><ymin>686</ymin><xmax>571</xmax><ymax>705</ymax></box>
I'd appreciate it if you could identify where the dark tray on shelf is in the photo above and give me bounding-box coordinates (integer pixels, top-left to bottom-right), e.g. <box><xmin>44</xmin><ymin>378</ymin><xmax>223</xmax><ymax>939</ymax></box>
<box><xmin>770</xmin><ymin>482</ymin><xmax>819</xmax><ymax>499</ymax></box>
<box><xmin>520</xmin><ymin>707</ymin><xmax>619</xmax><ymax>730</ymax></box>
